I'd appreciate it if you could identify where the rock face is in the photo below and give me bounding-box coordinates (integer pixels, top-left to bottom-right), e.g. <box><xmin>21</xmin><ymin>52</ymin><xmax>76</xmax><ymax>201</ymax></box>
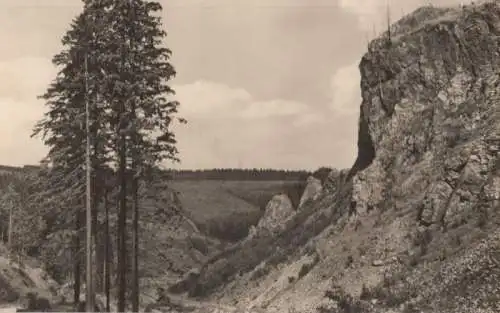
<box><xmin>256</xmin><ymin>194</ymin><xmax>295</xmax><ymax>234</ymax></box>
<box><xmin>298</xmin><ymin>176</ymin><xmax>323</xmax><ymax>208</ymax></box>
<box><xmin>323</xmin><ymin>168</ymin><xmax>349</xmax><ymax>195</ymax></box>
<box><xmin>350</xmin><ymin>3</ymin><xmax>500</xmax><ymax>228</ymax></box>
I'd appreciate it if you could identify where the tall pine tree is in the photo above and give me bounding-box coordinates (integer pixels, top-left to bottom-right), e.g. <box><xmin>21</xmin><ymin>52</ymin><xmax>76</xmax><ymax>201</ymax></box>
<box><xmin>99</xmin><ymin>1</ymin><xmax>181</xmax><ymax>310</ymax></box>
<box><xmin>33</xmin><ymin>1</ymin><xmax>113</xmax><ymax>309</ymax></box>
<box><xmin>34</xmin><ymin>1</ymin><xmax>183</xmax><ymax>311</ymax></box>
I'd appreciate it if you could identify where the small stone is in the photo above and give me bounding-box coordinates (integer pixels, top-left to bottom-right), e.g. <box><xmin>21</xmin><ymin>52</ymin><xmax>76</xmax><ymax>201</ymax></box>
<box><xmin>372</xmin><ymin>259</ymin><xmax>384</xmax><ymax>267</ymax></box>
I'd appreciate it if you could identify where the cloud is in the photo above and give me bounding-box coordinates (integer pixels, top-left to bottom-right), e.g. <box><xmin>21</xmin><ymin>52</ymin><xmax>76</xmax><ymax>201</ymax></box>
<box><xmin>173</xmin><ymin>81</ymin><xmax>252</xmax><ymax>118</ymax></box>
<box><xmin>174</xmin><ymin>80</ymin><xmax>317</xmax><ymax>121</ymax></box>
<box><xmin>329</xmin><ymin>62</ymin><xmax>362</xmax><ymax>115</ymax></box>
<box><xmin>170</xmin><ymin>80</ymin><xmax>344</xmax><ymax>170</ymax></box>
<box><xmin>291</xmin><ymin>112</ymin><xmax>325</xmax><ymax>127</ymax></box>
<box><xmin>239</xmin><ymin>99</ymin><xmax>309</xmax><ymax>119</ymax></box>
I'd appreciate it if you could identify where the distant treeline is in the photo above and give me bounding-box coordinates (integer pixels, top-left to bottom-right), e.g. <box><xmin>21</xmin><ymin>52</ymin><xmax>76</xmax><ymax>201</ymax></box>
<box><xmin>0</xmin><ymin>165</ymin><xmax>333</xmax><ymax>183</ymax></box>
<box><xmin>165</xmin><ymin>169</ymin><xmax>312</xmax><ymax>181</ymax></box>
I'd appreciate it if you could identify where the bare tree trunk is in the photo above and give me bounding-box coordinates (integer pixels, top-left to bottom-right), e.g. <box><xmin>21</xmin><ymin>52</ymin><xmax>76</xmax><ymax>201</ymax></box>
<box><xmin>8</xmin><ymin>201</ymin><xmax>13</xmax><ymax>261</ymax></box>
<box><xmin>91</xmin><ymin>172</ymin><xmax>98</xmax><ymax>304</ymax></box>
<box><xmin>74</xmin><ymin>204</ymin><xmax>83</xmax><ymax>307</ymax></box>
<box><xmin>386</xmin><ymin>2</ymin><xmax>391</xmax><ymax>42</ymax></box>
<box><xmin>130</xmin><ymin>71</ymin><xmax>139</xmax><ymax>312</ymax></box>
<box><xmin>91</xmin><ymin>140</ymin><xmax>100</xmax><ymax>297</ymax></box>
<box><xmin>85</xmin><ymin>53</ymin><xmax>95</xmax><ymax>313</ymax></box>
<box><xmin>131</xmin><ymin>174</ymin><xmax>139</xmax><ymax>311</ymax></box>
<box><xmin>117</xmin><ymin>126</ymin><xmax>127</xmax><ymax>312</ymax></box>
<box><xmin>104</xmin><ymin>187</ymin><xmax>110</xmax><ymax>312</ymax></box>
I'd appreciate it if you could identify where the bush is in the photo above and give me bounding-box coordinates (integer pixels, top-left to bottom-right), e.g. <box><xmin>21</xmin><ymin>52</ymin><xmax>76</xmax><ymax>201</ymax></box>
<box><xmin>250</xmin><ymin>264</ymin><xmax>271</xmax><ymax>281</ymax></box>
<box><xmin>359</xmin><ymin>284</ymin><xmax>370</xmax><ymax>300</ymax></box>
<box><xmin>345</xmin><ymin>255</ymin><xmax>354</xmax><ymax>268</ymax></box>
<box><xmin>319</xmin><ymin>286</ymin><xmax>365</xmax><ymax>313</ymax></box>
<box><xmin>200</xmin><ymin>210</ymin><xmax>262</xmax><ymax>242</ymax></box>
<box><xmin>298</xmin><ymin>263</ymin><xmax>312</xmax><ymax>279</ymax></box>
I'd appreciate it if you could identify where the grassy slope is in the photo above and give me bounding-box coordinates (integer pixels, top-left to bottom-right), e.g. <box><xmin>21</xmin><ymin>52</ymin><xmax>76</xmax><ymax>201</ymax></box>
<box><xmin>170</xmin><ymin>180</ymin><xmax>306</xmax><ymax>242</ymax></box>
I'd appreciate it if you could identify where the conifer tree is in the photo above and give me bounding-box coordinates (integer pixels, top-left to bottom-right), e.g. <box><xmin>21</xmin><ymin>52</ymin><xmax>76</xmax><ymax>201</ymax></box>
<box><xmin>98</xmin><ymin>1</ymin><xmax>182</xmax><ymax>310</ymax></box>
<box><xmin>33</xmin><ymin>1</ymin><xmax>113</xmax><ymax>310</ymax></box>
<box><xmin>34</xmin><ymin>1</ymin><xmax>183</xmax><ymax>311</ymax></box>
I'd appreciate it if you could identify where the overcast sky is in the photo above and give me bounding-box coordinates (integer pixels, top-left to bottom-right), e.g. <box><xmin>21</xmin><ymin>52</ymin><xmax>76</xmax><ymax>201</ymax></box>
<box><xmin>0</xmin><ymin>0</ymin><xmax>462</xmax><ymax>170</ymax></box>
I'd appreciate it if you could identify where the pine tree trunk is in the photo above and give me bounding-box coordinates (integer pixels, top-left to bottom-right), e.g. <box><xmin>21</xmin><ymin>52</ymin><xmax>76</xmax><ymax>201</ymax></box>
<box><xmin>91</xmin><ymin>171</ymin><xmax>99</xmax><ymax>303</ymax></box>
<box><xmin>91</xmin><ymin>141</ymin><xmax>100</xmax><ymax>297</ymax></box>
<box><xmin>130</xmin><ymin>77</ymin><xmax>140</xmax><ymax>311</ymax></box>
<box><xmin>7</xmin><ymin>201</ymin><xmax>13</xmax><ymax>261</ymax></box>
<box><xmin>74</xmin><ymin>205</ymin><xmax>83</xmax><ymax>307</ymax></box>
<box><xmin>104</xmin><ymin>187</ymin><xmax>110</xmax><ymax>313</ymax></box>
<box><xmin>117</xmin><ymin>130</ymin><xmax>127</xmax><ymax>312</ymax></box>
<box><xmin>84</xmin><ymin>53</ymin><xmax>95</xmax><ymax>313</ymax></box>
<box><xmin>131</xmin><ymin>175</ymin><xmax>139</xmax><ymax>311</ymax></box>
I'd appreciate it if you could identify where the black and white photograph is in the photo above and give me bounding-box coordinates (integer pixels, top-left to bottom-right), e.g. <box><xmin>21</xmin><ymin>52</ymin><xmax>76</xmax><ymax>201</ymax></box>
<box><xmin>0</xmin><ymin>0</ymin><xmax>499</xmax><ymax>312</ymax></box>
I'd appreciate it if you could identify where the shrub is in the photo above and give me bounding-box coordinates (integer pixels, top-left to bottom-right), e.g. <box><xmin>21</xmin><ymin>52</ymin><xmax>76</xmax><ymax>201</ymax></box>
<box><xmin>359</xmin><ymin>284</ymin><xmax>371</xmax><ymax>300</ymax></box>
<box><xmin>345</xmin><ymin>255</ymin><xmax>354</xmax><ymax>268</ymax></box>
<box><xmin>319</xmin><ymin>286</ymin><xmax>365</xmax><ymax>313</ymax></box>
<box><xmin>298</xmin><ymin>263</ymin><xmax>312</xmax><ymax>279</ymax></box>
<box><xmin>250</xmin><ymin>264</ymin><xmax>271</xmax><ymax>281</ymax></box>
<box><xmin>200</xmin><ymin>210</ymin><xmax>261</xmax><ymax>242</ymax></box>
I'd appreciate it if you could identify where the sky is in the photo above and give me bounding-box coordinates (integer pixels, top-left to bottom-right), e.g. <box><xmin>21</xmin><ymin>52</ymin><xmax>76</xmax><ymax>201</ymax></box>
<box><xmin>0</xmin><ymin>0</ymin><xmax>463</xmax><ymax>170</ymax></box>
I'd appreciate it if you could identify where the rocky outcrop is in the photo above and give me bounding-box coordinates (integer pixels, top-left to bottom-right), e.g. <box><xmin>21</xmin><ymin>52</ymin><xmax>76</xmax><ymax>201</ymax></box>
<box><xmin>298</xmin><ymin>176</ymin><xmax>322</xmax><ymax>209</ymax></box>
<box><xmin>336</xmin><ymin>3</ymin><xmax>500</xmax><ymax>312</ymax></box>
<box><xmin>350</xmin><ymin>3</ymin><xmax>500</xmax><ymax>228</ymax></box>
<box><xmin>323</xmin><ymin>169</ymin><xmax>349</xmax><ymax>195</ymax></box>
<box><xmin>254</xmin><ymin>194</ymin><xmax>295</xmax><ymax>235</ymax></box>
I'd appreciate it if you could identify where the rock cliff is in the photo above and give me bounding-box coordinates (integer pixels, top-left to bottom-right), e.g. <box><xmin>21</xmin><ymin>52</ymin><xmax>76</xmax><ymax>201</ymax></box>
<box><xmin>178</xmin><ymin>3</ymin><xmax>500</xmax><ymax>313</ymax></box>
<box><xmin>351</xmin><ymin>3</ymin><xmax>500</xmax><ymax>224</ymax></box>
